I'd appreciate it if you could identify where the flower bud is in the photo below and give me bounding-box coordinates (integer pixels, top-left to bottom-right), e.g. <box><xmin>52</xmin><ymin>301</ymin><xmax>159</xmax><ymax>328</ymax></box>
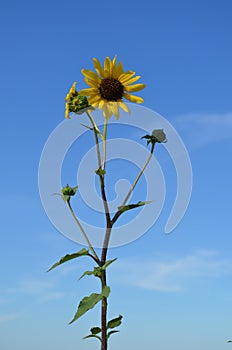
<box><xmin>61</xmin><ymin>184</ymin><xmax>78</xmax><ymax>202</ymax></box>
<box><xmin>65</xmin><ymin>82</ymin><xmax>94</xmax><ymax>118</ymax></box>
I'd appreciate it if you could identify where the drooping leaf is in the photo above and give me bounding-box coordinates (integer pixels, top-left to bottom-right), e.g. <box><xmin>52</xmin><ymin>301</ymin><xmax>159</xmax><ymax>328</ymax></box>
<box><xmin>47</xmin><ymin>248</ymin><xmax>89</xmax><ymax>272</ymax></box>
<box><xmin>79</xmin><ymin>269</ymin><xmax>96</xmax><ymax>280</ymax></box>
<box><xmin>107</xmin><ymin>315</ymin><xmax>123</xmax><ymax>329</ymax></box>
<box><xmin>83</xmin><ymin>326</ymin><xmax>102</xmax><ymax>341</ymax></box>
<box><xmin>118</xmin><ymin>201</ymin><xmax>152</xmax><ymax>214</ymax></box>
<box><xmin>83</xmin><ymin>334</ymin><xmax>101</xmax><ymax>341</ymax></box>
<box><xmin>69</xmin><ymin>286</ymin><xmax>110</xmax><ymax>324</ymax></box>
<box><xmin>107</xmin><ymin>330</ymin><xmax>120</xmax><ymax>339</ymax></box>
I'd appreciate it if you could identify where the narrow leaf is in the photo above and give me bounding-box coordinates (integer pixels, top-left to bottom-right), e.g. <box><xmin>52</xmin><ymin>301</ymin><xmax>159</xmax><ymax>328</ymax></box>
<box><xmin>118</xmin><ymin>201</ymin><xmax>152</xmax><ymax>214</ymax></box>
<box><xmin>79</xmin><ymin>269</ymin><xmax>96</xmax><ymax>280</ymax></box>
<box><xmin>107</xmin><ymin>330</ymin><xmax>119</xmax><ymax>339</ymax></box>
<box><xmin>69</xmin><ymin>286</ymin><xmax>110</xmax><ymax>324</ymax></box>
<box><xmin>107</xmin><ymin>315</ymin><xmax>123</xmax><ymax>329</ymax></box>
<box><xmin>101</xmin><ymin>258</ymin><xmax>117</xmax><ymax>270</ymax></box>
<box><xmin>47</xmin><ymin>248</ymin><xmax>89</xmax><ymax>272</ymax></box>
<box><xmin>83</xmin><ymin>334</ymin><xmax>101</xmax><ymax>341</ymax></box>
<box><xmin>80</xmin><ymin>123</ymin><xmax>93</xmax><ymax>130</ymax></box>
<box><xmin>79</xmin><ymin>259</ymin><xmax>117</xmax><ymax>280</ymax></box>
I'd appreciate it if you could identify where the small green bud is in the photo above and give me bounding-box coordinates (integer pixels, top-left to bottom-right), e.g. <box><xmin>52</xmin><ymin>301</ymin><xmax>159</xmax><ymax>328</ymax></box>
<box><xmin>61</xmin><ymin>184</ymin><xmax>78</xmax><ymax>202</ymax></box>
<box><xmin>95</xmin><ymin>168</ymin><xmax>106</xmax><ymax>176</ymax></box>
<box><xmin>65</xmin><ymin>82</ymin><xmax>94</xmax><ymax>118</ymax></box>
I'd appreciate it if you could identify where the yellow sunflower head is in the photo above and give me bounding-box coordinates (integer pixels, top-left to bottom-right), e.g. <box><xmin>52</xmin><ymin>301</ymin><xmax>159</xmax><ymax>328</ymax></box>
<box><xmin>78</xmin><ymin>56</ymin><xmax>145</xmax><ymax>119</ymax></box>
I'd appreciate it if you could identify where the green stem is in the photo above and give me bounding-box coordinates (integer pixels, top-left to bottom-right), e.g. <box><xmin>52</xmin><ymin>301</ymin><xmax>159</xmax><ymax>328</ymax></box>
<box><xmin>67</xmin><ymin>200</ymin><xmax>100</xmax><ymax>265</ymax></box>
<box><xmin>86</xmin><ymin>111</ymin><xmax>102</xmax><ymax>169</ymax></box>
<box><xmin>102</xmin><ymin>118</ymin><xmax>108</xmax><ymax>170</ymax></box>
<box><xmin>121</xmin><ymin>143</ymin><xmax>155</xmax><ymax>206</ymax></box>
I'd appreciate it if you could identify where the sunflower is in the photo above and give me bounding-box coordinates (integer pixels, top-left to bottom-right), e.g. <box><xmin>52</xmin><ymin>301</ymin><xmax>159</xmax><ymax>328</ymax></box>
<box><xmin>78</xmin><ymin>56</ymin><xmax>145</xmax><ymax>119</ymax></box>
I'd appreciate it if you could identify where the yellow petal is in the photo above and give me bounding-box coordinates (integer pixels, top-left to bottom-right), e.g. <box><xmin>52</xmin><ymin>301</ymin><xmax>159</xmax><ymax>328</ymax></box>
<box><xmin>109</xmin><ymin>102</ymin><xmax>119</xmax><ymax>119</ymax></box>
<box><xmin>93</xmin><ymin>58</ymin><xmax>105</xmax><ymax>78</ymax></box>
<box><xmin>118</xmin><ymin>101</ymin><xmax>130</xmax><ymax>113</ymax></box>
<box><xmin>102</xmin><ymin>104</ymin><xmax>113</xmax><ymax>119</ymax></box>
<box><xmin>123</xmin><ymin>75</ymin><xmax>141</xmax><ymax>85</ymax></box>
<box><xmin>88</xmin><ymin>95</ymin><xmax>101</xmax><ymax>105</ymax></box>
<box><xmin>98</xmin><ymin>100</ymin><xmax>106</xmax><ymax>109</ymax></box>
<box><xmin>81</xmin><ymin>69</ymin><xmax>101</xmax><ymax>83</ymax></box>
<box><xmin>116</xmin><ymin>61</ymin><xmax>124</xmax><ymax>77</ymax></box>
<box><xmin>104</xmin><ymin>57</ymin><xmax>111</xmax><ymax>75</ymax></box>
<box><xmin>78</xmin><ymin>88</ymin><xmax>99</xmax><ymax>96</ymax></box>
<box><xmin>111</xmin><ymin>56</ymin><xmax>118</xmax><ymax>76</ymax></box>
<box><xmin>118</xmin><ymin>71</ymin><xmax>135</xmax><ymax>84</ymax></box>
<box><xmin>124</xmin><ymin>84</ymin><xmax>146</xmax><ymax>92</ymax></box>
<box><xmin>65</xmin><ymin>104</ymin><xmax>70</xmax><ymax>119</ymax></box>
<box><xmin>123</xmin><ymin>93</ymin><xmax>144</xmax><ymax>104</ymax></box>
<box><xmin>84</xmin><ymin>77</ymin><xmax>99</xmax><ymax>88</ymax></box>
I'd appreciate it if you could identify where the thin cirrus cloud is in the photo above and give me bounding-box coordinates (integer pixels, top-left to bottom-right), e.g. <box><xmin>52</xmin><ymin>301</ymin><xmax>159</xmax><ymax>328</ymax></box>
<box><xmin>6</xmin><ymin>279</ymin><xmax>65</xmax><ymax>302</ymax></box>
<box><xmin>111</xmin><ymin>250</ymin><xmax>232</xmax><ymax>292</ymax></box>
<box><xmin>175</xmin><ymin>112</ymin><xmax>232</xmax><ymax>150</ymax></box>
<box><xmin>0</xmin><ymin>312</ymin><xmax>21</xmax><ymax>323</ymax></box>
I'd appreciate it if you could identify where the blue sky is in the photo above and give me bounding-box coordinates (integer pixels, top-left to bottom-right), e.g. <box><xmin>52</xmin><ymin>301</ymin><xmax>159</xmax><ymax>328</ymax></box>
<box><xmin>1</xmin><ymin>0</ymin><xmax>232</xmax><ymax>349</ymax></box>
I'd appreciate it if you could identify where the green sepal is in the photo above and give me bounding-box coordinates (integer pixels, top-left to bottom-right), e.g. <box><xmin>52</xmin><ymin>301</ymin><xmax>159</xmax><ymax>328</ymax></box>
<box><xmin>47</xmin><ymin>248</ymin><xmax>89</xmax><ymax>272</ymax></box>
<box><xmin>107</xmin><ymin>315</ymin><xmax>123</xmax><ymax>329</ymax></box>
<box><xmin>79</xmin><ymin>258</ymin><xmax>117</xmax><ymax>280</ymax></box>
<box><xmin>61</xmin><ymin>184</ymin><xmax>78</xmax><ymax>202</ymax></box>
<box><xmin>118</xmin><ymin>201</ymin><xmax>152</xmax><ymax>214</ymax></box>
<box><xmin>107</xmin><ymin>330</ymin><xmax>120</xmax><ymax>339</ymax></box>
<box><xmin>69</xmin><ymin>286</ymin><xmax>110</xmax><ymax>324</ymax></box>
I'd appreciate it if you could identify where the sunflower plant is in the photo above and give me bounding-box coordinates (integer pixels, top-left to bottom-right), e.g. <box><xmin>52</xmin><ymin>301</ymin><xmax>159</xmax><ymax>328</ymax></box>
<box><xmin>48</xmin><ymin>56</ymin><xmax>167</xmax><ymax>350</ymax></box>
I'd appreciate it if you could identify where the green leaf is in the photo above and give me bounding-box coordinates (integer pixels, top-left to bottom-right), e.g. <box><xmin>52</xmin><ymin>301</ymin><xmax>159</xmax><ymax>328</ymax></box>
<box><xmin>83</xmin><ymin>326</ymin><xmax>102</xmax><ymax>341</ymax></box>
<box><xmin>90</xmin><ymin>327</ymin><xmax>101</xmax><ymax>335</ymax></box>
<box><xmin>101</xmin><ymin>258</ymin><xmax>117</xmax><ymax>270</ymax></box>
<box><xmin>107</xmin><ymin>330</ymin><xmax>120</xmax><ymax>339</ymax></box>
<box><xmin>69</xmin><ymin>286</ymin><xmax>110</xmax><ymax>324</ymax></box>
<box><xmin>83</xmin><ymin>334</ymin><xmax>101</xmax><ymax>341</ymax></box>
<box><xmin>79</xmin><ymin>269</ymin><xmax>96</xmax><ymax>280</ymax></box>
<box><xmin>79</xmin><ymin>258</ymin><xmax>117</xmax><ymax>280</ymax></box>
<box><xmin>118</xmin><ymin>201</ymin><xmax>152</xmax><ymax>214</ymax></box>
<box><xmin>47</xmin><ymin>248</ymin><xmax>89</xmax><ymax>272</ymax></box>
<box><xmin>107</xmin><ymin>315</ymin><xmax>123</xmax><ymax>329</ymax></box>
<box><xmin>102</xmin><ymin>285</ymin><xmax>111</xmax><ymax>298</ymax></box>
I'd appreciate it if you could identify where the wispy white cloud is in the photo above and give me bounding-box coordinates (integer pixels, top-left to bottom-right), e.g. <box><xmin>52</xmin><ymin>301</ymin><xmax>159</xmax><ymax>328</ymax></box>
<box><xmin>6</xmin><ymin>278</ymin><xmax>65</xmax><ymax>302</ymax></box>
<box><xmin>0</xmin><ymin>312</ymin><xmax>21</xmax><ymax>323</ymax></box>
<box><xmin>111</xmin><ymin>250</ymin><xmax>232</xmax><ymax>292</ymax></box>
<box><xmin>174</xmin><ymin>112</ymin><xmax>232</xmax><ymax>150</ymax></box>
